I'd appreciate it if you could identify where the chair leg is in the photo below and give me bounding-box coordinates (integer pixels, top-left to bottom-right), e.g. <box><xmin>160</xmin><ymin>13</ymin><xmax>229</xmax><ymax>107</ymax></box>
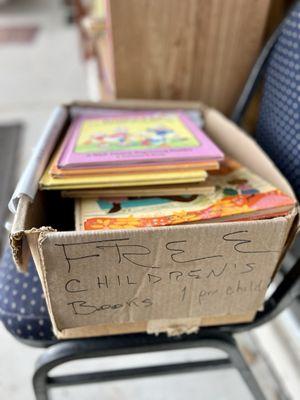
<box><xmin>33</xmin><ymin>367</ymin><xmax>49</xmax><ymax>400</ymax></box>
<box><xmin>32</xmin><ymin>341</ymin><xmax>69</xmax><ymax>400</ymax></box>
<box><xmin>222</xmin><ymin>335</ymin><xmax>267</xmax><ymax>400</ymax></box>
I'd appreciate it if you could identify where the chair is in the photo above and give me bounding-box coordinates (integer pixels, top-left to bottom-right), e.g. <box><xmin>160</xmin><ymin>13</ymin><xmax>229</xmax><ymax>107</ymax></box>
<box><xmin>1</xmin><ymin>2</ymin><xmax>300</xmax><ymax>400</ymax></box>
<box><xmin>232</xmin><ymin>1</ymin><xmax>300</xmax><ymax>198</ymax></box>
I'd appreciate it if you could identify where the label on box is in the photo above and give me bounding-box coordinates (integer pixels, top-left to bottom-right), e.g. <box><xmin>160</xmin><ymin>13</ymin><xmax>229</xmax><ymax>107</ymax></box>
<box><xmin>39</xmin><ymin>218</ymin><xmax>289</xmax><ymax>330</ymax></box>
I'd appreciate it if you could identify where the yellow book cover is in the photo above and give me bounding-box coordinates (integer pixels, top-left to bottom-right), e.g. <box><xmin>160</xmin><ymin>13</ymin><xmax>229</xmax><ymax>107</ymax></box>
<box><xmin>39</xmin><ymin>162</ymin><xmax>208</xmax><ymax>190</ymax></box>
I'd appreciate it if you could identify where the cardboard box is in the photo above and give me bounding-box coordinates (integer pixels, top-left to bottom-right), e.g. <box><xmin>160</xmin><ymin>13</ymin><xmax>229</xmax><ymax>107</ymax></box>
<box><xmin>9</xmin><ymin>100</ymin><xmax>299</xmax><ymax>339</ymax></box>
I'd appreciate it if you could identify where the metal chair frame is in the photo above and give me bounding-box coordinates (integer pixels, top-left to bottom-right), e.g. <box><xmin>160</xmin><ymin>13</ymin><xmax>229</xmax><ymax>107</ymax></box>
<box><xmin>33</xmin><ymin>331</ymin><xmax>262</xmax><ymax>400</ymax></box>
<box><xmin>31</xmin><ymin>255</ymin><xmax>300</xmax><ymax>400</ymax></box>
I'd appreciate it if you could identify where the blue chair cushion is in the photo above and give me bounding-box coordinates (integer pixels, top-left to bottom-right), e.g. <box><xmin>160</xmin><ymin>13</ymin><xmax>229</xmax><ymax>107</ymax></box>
<box><xmin>0</xmin><ymin>246</ymin><xmax>55</xmax><ymax>341</ymax></box>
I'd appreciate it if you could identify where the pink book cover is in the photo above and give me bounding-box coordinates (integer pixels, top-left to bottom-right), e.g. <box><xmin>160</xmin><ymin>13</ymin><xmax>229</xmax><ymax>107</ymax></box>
<box><xmin>58</xmin><ymin>112</ymin><xmax>224</xmax><ymax>168</ymax></box>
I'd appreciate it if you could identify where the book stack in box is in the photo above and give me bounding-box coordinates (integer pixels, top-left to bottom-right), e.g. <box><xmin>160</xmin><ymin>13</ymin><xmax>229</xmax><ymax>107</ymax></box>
<box><xmin>39</xmin><ymin>109</ymin><xmax>295</xmax><ymax>230</ymax></box>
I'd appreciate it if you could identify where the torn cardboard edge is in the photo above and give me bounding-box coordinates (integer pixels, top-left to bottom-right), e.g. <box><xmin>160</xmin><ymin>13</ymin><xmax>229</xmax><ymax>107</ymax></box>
<box><xmin>9</xmin><ymin>192</ymin><xmax>56</xmax><ymax>271</ymax></box>
<box><xmin>10</xmin><ymin>194</ymin><xmax>33</xmax><ymax>271</ymax></box>
<box><xmin>205</xmin><ymin>109</ymin><xmax>295</xmax><ymax>199</ymax></box>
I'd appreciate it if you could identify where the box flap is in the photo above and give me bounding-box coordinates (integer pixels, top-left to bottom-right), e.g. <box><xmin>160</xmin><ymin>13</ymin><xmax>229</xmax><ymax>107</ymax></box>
<box><xmin>10</xmin><ymin>194</ymin><xmax>55</xmax><ymax>272</ymax></box>
<box><xmin>8</xmin><ymin>106</ymin><xmax>68</xmax><ymax>214</ymax></box>
<box><xmin>69</xmin><ymin>99</ymin><xmax>206</xmax><ymax>113</ymax></box>
<box><xmin>205</xmin><ymin>109</ymin><xmax>296</xmax><ymax>199</ymax></box>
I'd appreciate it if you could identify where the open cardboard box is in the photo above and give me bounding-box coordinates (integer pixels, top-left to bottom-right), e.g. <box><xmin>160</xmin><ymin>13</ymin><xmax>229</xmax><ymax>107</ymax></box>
<box><xmin>9</xmin><ymin>100</ymin><xmax>299</xmax><ymax>339</ymax></box>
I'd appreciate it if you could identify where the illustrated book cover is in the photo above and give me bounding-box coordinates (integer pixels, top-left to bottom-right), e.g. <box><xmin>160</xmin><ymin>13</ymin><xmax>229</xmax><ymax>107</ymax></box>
<box><xmin>75</xmin><ymin>158</ymin><xmax>295</xmax><ymax>230</ymax></box>
<box><xmin>58</xmin><ymin>112</ymin><xmax>224</xmax><ymax>168</ymax></box>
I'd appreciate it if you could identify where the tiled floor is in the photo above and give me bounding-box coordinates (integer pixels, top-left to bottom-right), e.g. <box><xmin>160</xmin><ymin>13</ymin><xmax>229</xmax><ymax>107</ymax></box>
<box><xmin>0</xmin><ymin>1</ymin><xmax>299</xmax><ymax>399</ymax></box>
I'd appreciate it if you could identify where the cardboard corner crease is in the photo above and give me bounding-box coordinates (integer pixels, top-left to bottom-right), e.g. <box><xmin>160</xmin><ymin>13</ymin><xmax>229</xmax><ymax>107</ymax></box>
<box><xmin>9</xmin><ymin>100</ymin><xmax>299</xmax><ymax>339</ymax></box>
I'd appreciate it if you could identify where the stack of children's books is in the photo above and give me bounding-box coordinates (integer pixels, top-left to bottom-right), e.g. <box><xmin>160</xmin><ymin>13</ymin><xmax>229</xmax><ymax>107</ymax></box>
<box><xmin>39</xmin><ymin>109</ymin><xmax>295</xmax><ymax>230</ymax></box>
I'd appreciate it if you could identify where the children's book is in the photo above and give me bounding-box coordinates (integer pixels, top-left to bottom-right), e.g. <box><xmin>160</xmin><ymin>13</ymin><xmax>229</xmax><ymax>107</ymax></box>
<box><xmin>58</xmin><ymin>112</ymin><xmax>224</xmax><ymax>168</ymax></box>
<box><xmin>51</xmin><ymin>156</ymin><xmax>218</xmax><ymax>177</ymax></box>
<box><xmin>48</xmin><ymin>130</ymin><xmax>219</xmax><ymax>178</ymax></box>
<box><xmin>39</xmin><ymin>164</ymin><xmax>208</xmax><ymax>190</ymax></box>
<box><xmin>75</xmin><ymin>158</ymin><xmax>295</xmax><ymax>230</ymax></box>
<box><xmin>62</xmin><ymin>182</ymin><xmax>216</xmax><ymax>199</ymax></box>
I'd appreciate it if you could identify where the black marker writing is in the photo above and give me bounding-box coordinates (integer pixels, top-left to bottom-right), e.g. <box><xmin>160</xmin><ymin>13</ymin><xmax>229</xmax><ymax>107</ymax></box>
<box><xmin>65</xmin><ymin>279</ymin><xmax>88</xmax><ymax>293</ymax></box>
<box><xmin>166</xmin><ymin>240</ymin><xmax>222</xmax><ymax>263</ymax></box>
<box><xmin>96</xmin><ymin>242</ymin><xmax>154</xmax><ymax>268</ymax></box>
<box><xmin>56</xmin><ymin>238</ymin><xmax>156</xmax><ymax>272</ymax></box>
<box><xmin>222</xmin><ymin>231</ymin><xmax>279</xmax><ymax>254</ymax></box>
<box><xmin>241</xmin><ymin>263</ymin><xmax>255</xmax><ymax>274</ymax></box>
<box><xmin>206</xmin><ymin>263</ymin><xmax>228</xmax><ymax>278</ymax></box>
<box><xmin>68</xmin><ymin>297</ymin><xmax>153</xmax><ymax>316</ymax></box>
<box><xmin>55</xmin><ymin>243</ymin><xmax>100</xmax><ymax>273</ymax></box>
<box><xmin>181</xmin><ymin>286</ymin><xmax>187</xmax><ymax>302</ymax></box>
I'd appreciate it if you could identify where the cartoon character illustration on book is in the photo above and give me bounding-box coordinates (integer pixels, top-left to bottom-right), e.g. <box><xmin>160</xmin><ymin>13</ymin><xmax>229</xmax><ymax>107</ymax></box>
<box><xmin>83</xmin><ymin>129</ymin><xmax>128</xmax><ymax>148</ymax></box>
<box><xmin>73</xmin><ymin>113</ymin><xmax>208</xmax><ymax>154</ymax></box>
<box><xmin>222</xmin><ymin>178</ymin><xmax>259</xmax><ymax>197</ymax></box>
<box><xmin>78</xmin><ymin>157</ymin><xmax>294</xmax><ymax>230</ymax></box>
<box><xmin>97</xmin><ymin>195</ymin><xmax>198</xmax><ymax>214</ymax></box>
<box><xmin>81</xmin><ymin>124</ymin><xmax>190</xmax><ymax>151</ymax></box>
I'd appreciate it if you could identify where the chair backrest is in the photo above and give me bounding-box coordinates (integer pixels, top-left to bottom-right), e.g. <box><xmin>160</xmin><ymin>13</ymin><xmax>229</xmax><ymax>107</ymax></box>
<box><xmin>230</xmin><ymin>3</ymin><xmax>300</xmax><ymax>332</ymax></box>
<box><xmin>255</xmin><ymin>2</ymin><xmax>300</xmax><ymax>199</ymax></box>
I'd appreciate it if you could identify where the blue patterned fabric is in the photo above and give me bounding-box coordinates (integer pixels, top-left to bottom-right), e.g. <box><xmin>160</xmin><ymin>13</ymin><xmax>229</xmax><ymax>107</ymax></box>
<box><xmin>0</xmin><ymin>247</ymin><xmax>55</xmax><ymax>341</ymax></box>
<box><xmin>256</xmin><ymin>3</ymin><xmax>300</xmax><ymax>198</ymax></box>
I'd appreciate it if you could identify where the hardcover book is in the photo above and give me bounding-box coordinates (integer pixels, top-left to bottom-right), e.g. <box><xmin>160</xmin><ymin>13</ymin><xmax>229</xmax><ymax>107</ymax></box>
<box><xmin>39</xmin><ymin>165</ymin><xmax>208</xmax><ymax>190</ymax></box>
<box><xmin>58</xmin><ymin>112</ymin><xmax>224</xmax><ymax>168</ymax></box>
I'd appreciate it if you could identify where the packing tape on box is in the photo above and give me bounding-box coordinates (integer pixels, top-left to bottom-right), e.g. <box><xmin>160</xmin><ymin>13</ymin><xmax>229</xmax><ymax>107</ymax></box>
<box><xmin>147</xmin><ymin>317</ymin><xmax>202</xmax><ymax>336</ymax></box>
<box><xmin>8</xmin><ymin>106</ymin><xmax>68</xmax><ymax>214</ymax></box>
